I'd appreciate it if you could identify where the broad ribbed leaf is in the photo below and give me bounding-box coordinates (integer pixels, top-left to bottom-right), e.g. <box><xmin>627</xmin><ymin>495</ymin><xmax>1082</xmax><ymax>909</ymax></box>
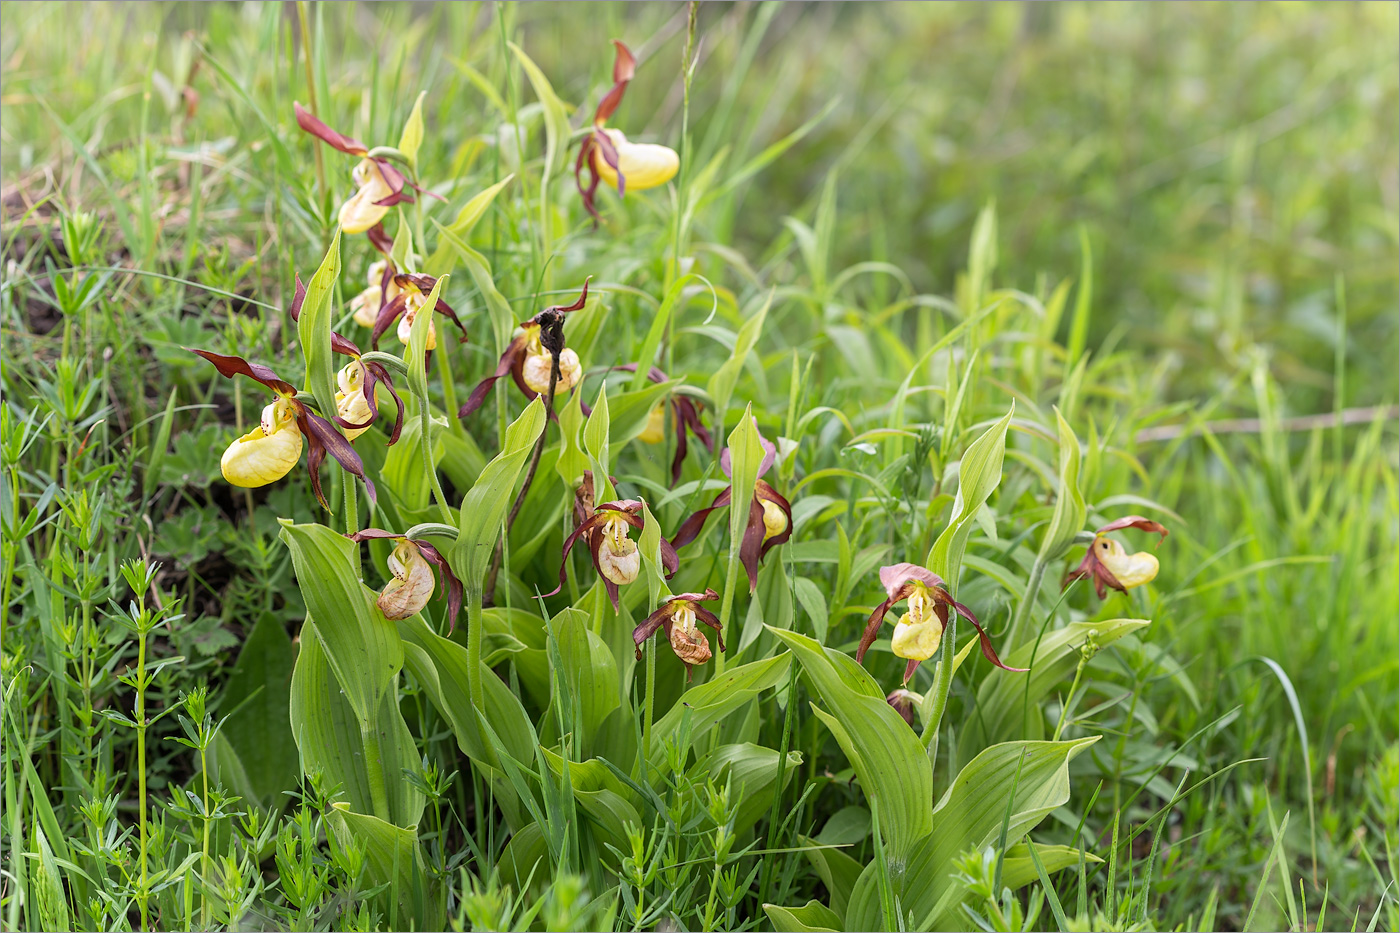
<box><xmin>695</xmin><ymin>743</ymin><xmax>802</xmax><ymax>836</ymax></box>
<box><xmin>650</xmin><ymin>653</ymin><xmax>791</xmax><ymax>767</ymax></box>
<box><xmin>707</xmin><ymin>292</ymin><xmax>771</xmax><ymax>421</ymax></box>
<box><xmin>453</xmin><ymin>397</ymin><xmax>547</xmax><ymax>586</ymax></box>
<box><xmin>772</xmin><ymin>628</ymin><xmax>932</xmax><ymax>859</ymax></box>
<box><xmin>726</xmin><ymin>406</ymin><xmax>765</xmax><ymax>552</ymax></box>
<box><xmin>214</xmin><ymin>612</ymin><xmax>297</xmax><ymax>807</ymax></box>
<box><xmin>289</xmin><ymin>620</ymin><xmax>423</xmax><ymax>828</ymax></box>
<box><xmin>763</xmin><ymin>900</ymin><xmax>841</xmax><ymax>933</ymax></box>
<box><xmin>549</xmin><ymin>608</ymin><xmax>622</xmax><ymax>760</ymax></box>
<box><xmin>325</xmin><ymin>804</ymin><xmax>442</xmax><ymax>931</ymax></box>
<box><xmin>1038</xmin><ymin>407</ymin><xmax>1086</xmax><ymax>563</ymax></box>
<box><xmin>801</xmin><ymin>836</ymin><xmax>864</xmax><ymax>923</ymax></box>
<box><xmin>297</xmin><ymin>229</ymin><xmax>343</xmax><ymax>423</ymax></box>
<box><xmin>278</xmin><ymin>520</ymin><xmax>402</xmax><ymax>724</ymax></box>
<box><xmin>927</xmin><ymin>403</ymin><xmax>1014</xmax><ymax>590</ymax></box>
<box><xmin>424</xmin><ymin>175</ymin><xmax>514</xmax><ymax>276</ymax></box>
<box><xmin>397</xmin><ymin>91</ymin><xmax>426</xmax><ymax>166</ymax></box>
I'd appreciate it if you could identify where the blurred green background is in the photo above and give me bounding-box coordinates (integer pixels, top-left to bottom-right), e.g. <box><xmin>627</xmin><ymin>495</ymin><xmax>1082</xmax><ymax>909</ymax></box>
<box><xmin>4</xmin><ymin>1</ymin><xmax>1397</xmax><ymax>408</ymax></box>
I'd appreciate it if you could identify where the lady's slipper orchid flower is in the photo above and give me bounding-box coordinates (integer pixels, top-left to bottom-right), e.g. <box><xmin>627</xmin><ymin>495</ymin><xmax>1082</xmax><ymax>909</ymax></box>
<box><xmin>886</xmin><ymin>688</ymin><xmax>920</xmax><ymax>728</ymax></box>
<box><xmin>1064</xmin><ymin>516</ymin><xmax>1169</xmax><ymax>598</ymax></box>
<box><xmin>370</xmin><ymin>272</ymin><xmax>468</xmax><ymax>352</ymax></box>
<box><xmin>575</xmin><ymin>41</ymin><xmax>680</xmax><ymax>221</ymax></box>
<box><xmin>669</xmin><ymin>424</ymin><xmax>793</xmax><ymax>592</ymax></box>
<box><xmin>288</xmin><ymin>278</ymin><xmax>406</xmax><ymax>444</ymax></box>
<box><xmin>294</xmin><ymin>103</ymin><xmax>417</xmax><ymax>234</ymax></box>
<box><xmin>613</xmin><ymin>364</ymin><xmax>713</xmax><ymax>485</ymax></box>
<box><xmin>189</xmin><ymin>350</ymin><xmax>375</xmax><ymax>509</ymax></box>
<box><xmin>550</xmin><ymin>498</ymin><xmax>678</xmax><ymax>610</ymax></box>
<box><xmin>346</xmin><ymin>529</ymin><xmax>462</xmax><ymax>630</ymax></box>
<box><xmin>633</xmin><ymin>589</ymin><xmax>725</xmax><ymax>681</ymax></box>
<box><xmin>459</xmin><ymin>279</ymin><xmax>591</xmax><ymax>418</ymax></box>
<box><xmin>857</xmin><ymin>563</ymin><xmax>1025</xmax><ymax>683</ymax></box>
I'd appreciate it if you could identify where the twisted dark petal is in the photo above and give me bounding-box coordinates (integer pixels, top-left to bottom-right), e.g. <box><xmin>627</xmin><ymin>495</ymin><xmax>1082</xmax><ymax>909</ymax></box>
<box><xmin>300</xmin><ymin>409</ymin><xmax>377</xmax><ymax>505</ymax></box>
<box><xmin>633</xmin><ymin>604</ymin><xmax>673</xmax><ymax>659</ymax></box>
<box><xmin>659</xmin><ymin>537</ymin><xmax>680</xmax><ymax>579</ymax></box>
<box><xmin>669</xmin><ymin>487</ymin><xmax>732</xmax><ymax>551</ymax></box>
<box><xmin>330</xmin><ymin>332</ymin><xmax>363</xmax><ymax>358</ymax></box>
<box><xmin>188</xmin><ymin>349</ymin><xmax>297</xmax><ymax>396</ymax></box>
<box><xmin>692</xmin><ymin>606</ymin><xmax>726</xmax><ymax>652</ymax></box>
<box><xmin>544</xmin><ymin>512</ymin><xmax>608</xmax><ymax>598</ymax></box>
<box><xmin>459</xmin><ymin>335</ymin><xmax>530</xmax><ymax>419</ymax></box>
<box><xmin>393</xmin><ymin>274</ymin><xmax>469</xmax><ymax>342</ymax></box>
<box><xmin>287</xmin><ymin>275</ymin><xmax>307</xmax><ymax>321</ymax></box>
<box><xmin>370</xmin><ymin>292</ymin><xmax>408</xmax><ymax>349</ymax></box>
<box><xmin>755</xmin><ymin>479</ymin><xmax>794</xmax><ymax>565</ymax></box>
<box><xmin>673</xmin><ymin>588</ymin><xmax>720</xmax><ymax>604</ymax></box>
<box><xmin>903</xmin><ymin>658</ymin><xmax>922</xmax><ymax>683</ymax></box>
<box><xmin>575</xmin><ymin>136</ymin><xmax>602</xmax><ymax>223</ymax></box>
<box><xmin>372</xmin><ymin>159</ymin><xmax>414</xmax><ymax>207</ymax></box>
<box><xmin>418</xmin><ymin>542</ymin><xmax>464</xmax><ymax>632</ymax></box>
<box><xmin>949</xmin><ymin>598</ymin><xmax>1027</xmax><ymax>672</ymax></box>
<box><xmin>611</xmin><ymin>39</ymin><xmax>637</xmax><ymax>89</ymax></box>
<box><xmin>739</xmin><ymin>494</ymin><xmax>765</xmax><ymax>592</ymax></box>
<box><xmin>345</xmin><ymin>528</ymin><xmax>402</xmax><ymax>542</ymax></box>
<box><xmin>542</xmin><ymin>277</ymin><xmax>591</xmax><ymax>316</ymax></box>
<box><xmin>366</xmin><ymin>222</ymin><xmax>393</xmax><ymax>256</ymax></box>
<box><xmin>594</xmin><ymin>130</ymin><xmax>625</xmax><ymax>195</ymax></box>
<box><xmin>1063</xmin><ymin>549</ymin><xmax>1118</xmax><ymax>599</ymax></box>
<box><xmin>305</xmin><ymin>430</ymin><xmax>330</xmax><ymax>510</ymax></box>
<box><xmin>405</xmin><ymin>177</ymin><xmax>449</xmax><ymax>203</ymax></box>
<box><xmin>294</xmin><ymin>102</ymin><xmax>368</xmax><ymax>155</ymax></box>
<box><xmin>856</xmin><ymin>593</ymin><xmax>900</xmax><ymax>664</ymax></box>
<box><xmin>1096</xmin><ymin>515</ymin><xmax>1169</xmax><ymax>543</ymax></box>
<box><xmin>670</xmin><ymin>411</ymin><xmax>689</xmax><ymax>487</ymax></box>
<box><xmin>369</xmin><ymin>364</ymin><xmax>406</xmax><ymax>445</ymax></box>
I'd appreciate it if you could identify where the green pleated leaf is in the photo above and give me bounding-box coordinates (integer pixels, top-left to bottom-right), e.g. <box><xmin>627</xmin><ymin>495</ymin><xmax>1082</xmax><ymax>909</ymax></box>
<box><xmin>214</xmin><ymin>612</ymin><xmax>298</xmax><ymax>807</ymax></box>
<box><xmin>771</xmin><ymin>628</ymin><xmax>932</xmax><ymax>860</ymax></box>
<box><xmin>424</xmin><ymin>174</ymin><xmax>514</xmax><ymax>275</ymax></box>
<box><xmin>801</xmin><ymin>835</ymin><xmax>865</xmax><ymax>924</ymax></box>
<box><xmin>452</xmin><ymin>397</ymin><xmax>547</xmax><ymax>588</ymax></box>
<box><xmin>397</xmin><ymin>90</ymin><xmax>426</xmax><ymax>167</ymax></box>
<box><xmin>539</xmin><ymin>750</ymin><xmax>641</xmax><ymax>851</ymax></box>
<box><xmin>554</xmin><ymin>386</ymin><xmax>588</xmax><ymax>489</ymax></box>
<box><xmin>707</xmin><ymin>291</ymin><xmax>771</xmax><ymax>424</ymax></box>
<box><xmin>609</xmin><ymin>380</ymin><xmax>676</xmax><ymax>447</ymax></box>
<box><xmin>726</xmin><ymin>405</ymin><xmax>766</xmax><ymax>557</ymax></box>
<box><xmin>693</xmin><ymin>743</ymin><xmax>802</xmax><ymax>837</ymax></box>
<box><xmin>763</xmin><ymin>900</ymin><xmax>841</xmax><ymax>933</ymax></box>
<box><xmin>297</xmin><ymin>229</ymin><xmax>343</xmax><ymax>424</ymax></box>
<box><xmin>508</xmin><ymin>41</ymin><xmax>570</xmax><ymax>180</ymax></box>
<box><xmin>289</xmin><ymin>619</ymin><xmax>423</xmax><ymax>828</ymax></box>
<box><xmin>547</xmin><ymin>608</ymin><xmax>623</xmax><ymax>761</ymax></box>
<box><xmin>927</xmin><ymin>403</ymin><xmax>1014</xmax><ymax>590</ymax></box>
<box><xmin>278</xmin><ymin>520</ymin><xmax>402</xmax><ymax>725</ymax></box>
<box><xmin>431</xmin><ymin>221</ymin><xmax>516</xmax><ymax>352</ymax></box>
<box><xmin>649</xmin><ymin>653</ymin><xmax>792</xmax><ymax>768</ymax></box>
<box><xmin>325</xmin><ymin>804</ymin><xmax>442</xmax><ymax>931</ymax></box>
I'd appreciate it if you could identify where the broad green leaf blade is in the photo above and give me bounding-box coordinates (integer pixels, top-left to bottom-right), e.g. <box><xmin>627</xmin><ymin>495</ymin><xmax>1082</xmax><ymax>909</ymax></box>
<box><xmin>424</xmin><ymin>175</ymin><xmax>515</xmax><ymax>276</ymax></box>
<box><xmin>508</xmin><ymin>41</ymin><xmax>570</xmax><ymax>180</ymax></box>
<box><xmin>297</xmin><ymin>229</ymin><xmax>343</xmax><ymax>424</ymax></box>
<box><xmin>215</xmin><ymin>612</ymin><xmax>298</xmax><ymax>806</ymax></box>
<box><xmin>927</xmin><ymin>403</ymin><xmax>1014</xmax><ymax>590</ymax></box>
<box><xmin>553</xmin><ymin>386</ymin><xmax>588</xmax><ymax>489</ymax></box>
<box><xmin>278</xmin><ymin>520</ymin><xmax>402</xmax><ymax>724</ymax></box>
<box><xmin>772</xmin><ymin>628</ymin><xmax>932</xmax><ymax>859</ymax></box>
<box><xmin>397</xmin><ymin>91</ymin><xmax>426</xmax><ymax>167</ymax></box>
<box><xmin>763</xmin><ymin>900</ymin><xmax>841</xmax><ymax>933</ymax></box>
<box><xmin>707</xmin><ymin>291</ymin><xmax>772</xmax><ymax>421</ymax></box>
<box><xmin>431</xmin><ymin>220</ymin><xmax>517</xmax><ymax>352</ymax></box>
<box><xmin>549</xmin><ymin>608</ymin><xmax>622</xmax><ymax>760</ymax></box>
<box><xmin>649</xmin><ymin>653</ymin><xmax>792</xmax><ymax>768</ymax></box>
<box><xmin>801</xmin><ymin>835</ymin><xmax>865</xmax><ymax>923</ymax></box>
<box><xmin>726</xmin><ymin>405</ymin><xmax>765</xmax><ymax>560</ymax></box>
<box><xmin>694</xmin><ymin>743</ymin><xmax>802</xmax><ymax>836</ymax></box>
<box><xmin>325</xmin><ymin>804</ymin><xmax>442</xmax><ymax>931</ymax></box>
<box><xmin>452</xmin><ymin>397</ymin><xmax>547</xmax><ymax>587</ymax></box>
<box><xmin>289</xmin><ymin>619</ymin><xmax>423</xmax><ymax>828</ymax></box>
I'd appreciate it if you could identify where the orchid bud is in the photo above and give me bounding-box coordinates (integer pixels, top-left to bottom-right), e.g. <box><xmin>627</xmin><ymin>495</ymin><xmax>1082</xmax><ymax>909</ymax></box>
<box><xmin>597</xmin><ymin>515</ymin><xmax>641</xmax><ymax>585</ymax></box>
<box><xmin>377</xmin><ymin>540</ymin><xmax>435</xmax><ymax>620</ymax></box>
<box><xmin>668</xmin><ymin>605</ymin><xmax>712</xmax><ymax>667</ymax></box>
<box><xmin>761</xmin><ymin>498</ymin><xmax>789</xmax><ymax>543</ymax></box>
<box><xmin>522</xmin><ymin>347</ymin><xmax>582</xmax><ymax>394</ymax></box>
<box><xmin>891</xmin><ymin>611</ymin><xmax>944</xmax><ymax>662</ymax></box>
<box><xmin>339</xmin><ymin>159</ymin><xmax>394</xmax><ymax>234</ymax></box>
<box><xmin>886</xmin><ymin>688</ymin><xmax>920</xmax><ymax>727</ymax></box>
<box><xmin>638</xmin><ymin>403</ymin><xmax>666</xmax><ymax>444</ymax></box>
<box><xmin>220</xmin><ymin>398</ymin><xmax>303</xmax><ymax>487</ymax></box>
<box><xmin>1094</xmin><ymin>537</ymin><xmax>1159</xmax><ymax>588</ymax></box>
<box><xmin>594</xmin><ymin>129</ymin><xmax>680</xmax><ymax>191</ymax></box>
<box><xmin>335</xmin><ymin>362</ymin><xmax>372</xmax><ymax>441</ymax></box>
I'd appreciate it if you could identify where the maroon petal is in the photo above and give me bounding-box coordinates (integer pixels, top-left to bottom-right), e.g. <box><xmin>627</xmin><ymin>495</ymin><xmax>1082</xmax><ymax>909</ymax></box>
<box><xmin>674</xmin><ymin>588</ymin><xmax>720</xmax><ymax>605</ymax></box>
<box><xmin>345</xmin><ymin>529</ymin><xmax>402</xmax><ymax>542</ymax></box>
<box><xmin>305</xmin><ymin>430</ymin><xmax>331</xmax><ymax>510</ymax></box>
<box><xmin>949</xmin><ymin>598</ymin><xmax>1026</xmax><ymax>673</ymax></box>
<box><xmin>459</xmin><ymin>334</ymin><xmax>531</xmax><ymax>418</ymax></box>
<box><xmin>574</xmin><ymin>137</ymin><xmax>602</xmax><ymax>223</ymax></box>
<box><xmin>189</xmin><ymin>349</ymin><xmax>296</xmax><ymax>396</ymax></box>
<box><xmin>669</xmin><ymin>487</ymin><xmax>732</xmax><ymax>551</ymax></box>
<box><xmin>294</xmin><ymin>103</ymin><xmax>368</xmax><ymax>156</ymax></box>
<box><xmin>366</xmin><ymin>222</ymin><xmax>393</xmax><ymax>256</ymax></box>
<box><xmin>692</xmin><ymin>606</ymin><xmax>726</xmax><ymax>652</ymax></box>
<box><xmin>544</xmin><ymin>512</ymin><xmax>609</xmax><ymax>599</ymax></box>
<box><xmin>633</xmin><ymin>603</ymin><xmax>673</xmax><ymax>659</ymax></box>
<box><xmin>287</xmin><ymin>275</ymin><xmax>308</xmax><ymax>321</ymax></box>
<box><xmin>371</xmin><ymin>159</ymin><xmax>414</xmax><ymax>207</ymax></box>
<box><xmin>903</xmin><ymin>658</ymin><xmax>922</xmax><ymax>683</ymax></box>
<box><xmin>856</xmin><ymin>592</ymin><xmax>901</xmax><ymax>664</ymax></box>
<box><xmin>594</xmin><ymin>129</ymin><xmax>626</xmax><ymax>196</ymax></box>
<box><xmin>659</xmin><ymin>536</ymin><xmax>679</xmax><ymax>578</ymax></box>
<box><xmin>367</xmin><ymin>363</ymin><xmax>406</xmax><ymax>445</ymax></box>
<box><xmin>299</xmin><ymin>409</ymin><xmax>377</xmax><ymax>505</ymax></box>
<box><xmin>418</xmin><ymin>541</ymin><xmax>464</xmax><ymax>632</ymax></box>
<box><xmin>755</xmin><ymin>479</ymin><xmax>794</xmax><ymax>564</ymax></box>
<box><xmin>370</xmin><ymin>292</ymin><xmax>408</xmax><ymax>349</ymax></box>
<box><xmin>1095</xmin><ymin>515</ymin><xmax>1169</xmax><ymax>545</ymax></box>
<box><xmin>738</xmin><ymin>494</ymin><xmax>765</xmax><ymax>592</ymax></box>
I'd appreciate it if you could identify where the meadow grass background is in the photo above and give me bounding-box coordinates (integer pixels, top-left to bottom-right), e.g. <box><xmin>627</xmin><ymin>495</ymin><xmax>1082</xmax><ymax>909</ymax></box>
<box><xmin>1</xmin><ymin>2</ymin><xmax>1397</xmax><ymax>930</ymax></box>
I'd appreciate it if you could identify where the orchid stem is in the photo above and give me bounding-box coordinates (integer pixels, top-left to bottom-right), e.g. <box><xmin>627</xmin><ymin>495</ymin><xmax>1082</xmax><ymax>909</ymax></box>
<box><xmin>343</xmin><ymin>469</ymin><xmax>358</xmax><ymax>535</ymax></box>
<box><xmin>1007</xmin><ymin>557</ymin><xmax>1046</xmax><ymax>648</ymax></box>
<box><xmin>419</xmin><ymin>386</ymin><xmax>454</xmax><ymax>526</ymax></box>
<box><xmin>714</xmin><ymin>541</ymin><xmax>742</xmax><ymax>677</ymax></box>
<box><xmin>920</xmin><ymin>615</ymin><xmax>957</xmax><ymax>763</ymax></box>
<box><xmin>1053</xmin><ymin>646</ymin><xmax>1091</xmax><ymax>743</ymax></box>
<box><xmin>484</xmin><ymin>352</ymin><xmax>558</xmax><ymax>605</ymax></box>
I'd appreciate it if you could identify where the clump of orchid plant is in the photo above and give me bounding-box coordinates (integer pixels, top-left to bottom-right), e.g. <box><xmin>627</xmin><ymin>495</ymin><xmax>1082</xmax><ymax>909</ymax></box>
<box><xmin>294</xmin><ymin>104</ymin><xmax>419</xmax><ymax>234</ymax></box>
<box><xmin>346</xmin><ymin>530</ymin><xmax>462</xmax><ymax>629</ymax></box>
<box><xmin>575</xmin><ymin>40</ymin><xmax>680</xmax><ymax>221</ymax></box>
<box><xmin>459</xmin><ymin>279</ymin><xmax>591</xmax><ymax>417</ymax></box>
<box><xmin>188</xmin><ymin>350</ymin><xmax>375</xmax><ymax>509</ymax></box>
<box><xmin>857</xmin><ymin>563</ymin><xmax>1024</xmax><ymax>683</ymax></box>
<box><xmin>670</xmin><ymin>423</ymin><xmax>792</xmax><ymax>591</ymax></box>
<box><xmin>1064</xmin><ymin>516</ymin><xmax>1169</xmax><ymax>598</ymax></box>
<box><xmin>551</xmin><ymin>497</ymin><xmax>678</xmax><ymax>609</ymax></box>
<box><xmin>633</xmin><ymin>589</ymin><xmax>724</xmax><ymax>680</ymax></box>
